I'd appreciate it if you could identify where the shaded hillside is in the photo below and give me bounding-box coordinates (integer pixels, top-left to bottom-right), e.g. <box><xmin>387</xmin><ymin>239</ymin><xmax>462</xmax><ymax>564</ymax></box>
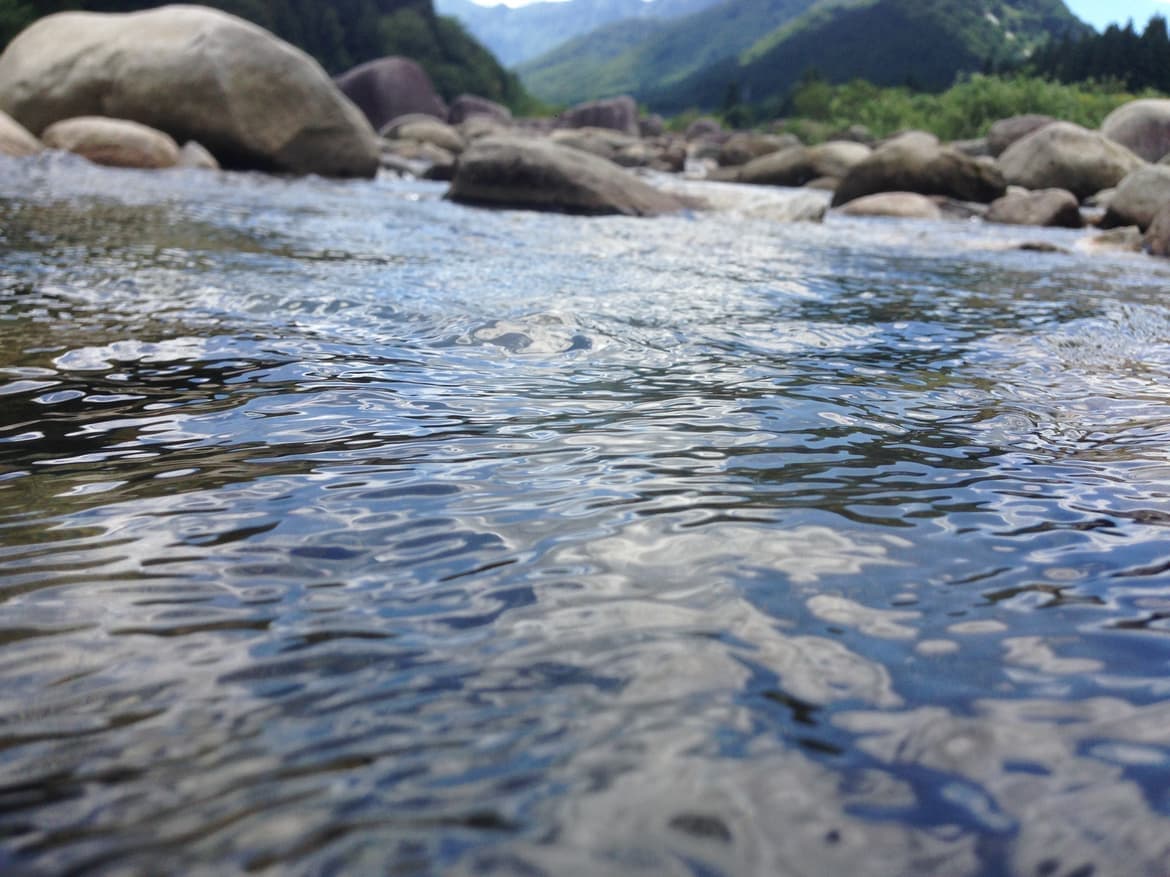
<box><xmin>518</xmin><ymin>0</ymin><xmax>819</xmax><ymax>105</ymax></box>
<box><xmin>520</xmin><ymin>0</ymin><xmax>1089</xmax><ymax>110</ymax></box>
<box><xmin>0</xmin><ymin>0</ymin><xmax>534</xmax><ymax>110</ymax></box>
<box><xmin>434</xmin><ymin>0</ymin><xmax>722</xmax><ymax>66</ymax></box>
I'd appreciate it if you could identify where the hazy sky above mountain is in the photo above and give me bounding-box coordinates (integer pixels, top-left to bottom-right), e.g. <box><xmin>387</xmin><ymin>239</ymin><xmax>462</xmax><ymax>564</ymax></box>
<box><xmin>472</xmin><ymin>0</ymin><xmax>1170</xmax><ymax>32</ymax></box>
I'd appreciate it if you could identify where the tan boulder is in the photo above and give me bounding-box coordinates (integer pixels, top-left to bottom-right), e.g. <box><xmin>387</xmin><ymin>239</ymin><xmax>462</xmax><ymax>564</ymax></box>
<box><xmin>997</xmin><ymin>122</ymin><xmax>1145</xmax><ymax>201</ymax></box>
<box><xmin>0</xmin><ymin>109</ymin><xmax>41</xmax><ymax>157</ymax></box>
<box><xmin>1102</xmin><ymin>99</ymin><xmax>1170</xmax><ymax>163</ymax></box>
<box><xmin>0</xmin><ymin>5</ymin><xmax>379</xmax><ymax>177</ymax></box>
<box><xmin>1100</xmin><ymin>165</ymin><xmax>1170</xmax><ymax>230</ymax></box>
<box><xmin>42</xmin><ymin>116</ymin><xmax>180</xmax><ymax>169</ymax></box>
<box><xmin>986</xmin><ymin>188</ymin><xmax>1083</xmax><ymax>228</ymax></box>
<box><xmin>837</xmin><ymin>192</ymin><xmax>942</xmax><ymax>220</ymax></box>
<box><xmin>738</xmin><ymin>142</ymin><xmax>870</xmax><ymax>187</ymax></box>
<box><xmin>1144</xmin><ymin>203</ymin><xmax>1170</xmax><ymax>257</ymax></box>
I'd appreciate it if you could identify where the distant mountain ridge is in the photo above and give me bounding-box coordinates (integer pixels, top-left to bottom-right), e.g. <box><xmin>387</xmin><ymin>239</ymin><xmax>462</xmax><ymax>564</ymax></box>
<box><xmin>517</xmin><ymin>0</ymin><xmax>1090</xmax><ymax>110</ymax></box>
<box><xmin>433</xmin><ymin>0</ymin><xmax>724</xmax><ymax>66</ymax></box>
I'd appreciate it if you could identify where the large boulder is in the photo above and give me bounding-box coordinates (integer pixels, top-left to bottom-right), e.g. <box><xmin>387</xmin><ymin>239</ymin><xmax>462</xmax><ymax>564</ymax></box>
<box><xmin>831</xmin><ymin>132</ymin><xmax>1006</xmax><ymax>207</ymax></box>
<box><xmin>997</xmin><ymin>122</ymin><xmax>1146</xmax><ymax>201</ymax></box>
<box><xmin>985</xmin><ymin>187</ymin><xmax>1083</xmax><ymax>228</ymax></box>
<box><xmin>336</xmin><ymin>56</ymin><xmax>447</xmax><ymax>132</ymax></box>
<box><xmin>0</xmin><ymin>109</ymin><xmax>41</xmax><ymax>157</ymax></box>
<box><xmin>448</xmin><ymin>94</ymin><xmax>512</xmax><ymax>126</ymax></box>
<box><xmin>0</xmin><ymin>5</ymin><xmax>379</xmax><ymax>177</ymax></box>
<box><xmin>986</xmin><ymin>114</ymin><xmax>1056</xmax><ymax>157</ymax></box>
<box><xmin>42</xmin><ymin>116</ymin><xmax>180</xmax><ymax>169</ymax></box>
<box><xmin>559</xmin><ymin>96</ymin><xmax>639</xmax><ymax>135</ymax></box>
<box><xmin>1100</xmin><ymin>165</ymin><xmax>1170</xmax><ymax>230</ymax></box>
<box><xmin>447</xmin><ymin>136</ymin><xmax>694</xmax><ymax>216</ymax></box>
<box><xmin>1145</xmin><ymin>203</ymin><xmax>1170</xmax><ymax>257</ymax></box>
<box><xmin>739</xmin><ymin>141</ymin><xmax>871</xmax><ymax>187</ymax></box>
<box><xmin>1102</xmin><ymin>99</ymin><xmax>1170</xmax><ymax>163</ymax></box>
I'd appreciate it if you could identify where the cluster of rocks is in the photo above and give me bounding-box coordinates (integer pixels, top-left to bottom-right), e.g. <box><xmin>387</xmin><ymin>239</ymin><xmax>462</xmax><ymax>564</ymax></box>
<box><xmin>2</xmin><ymin>4</ymin><xmax>1170</xmax><ymax>254</ymax></box>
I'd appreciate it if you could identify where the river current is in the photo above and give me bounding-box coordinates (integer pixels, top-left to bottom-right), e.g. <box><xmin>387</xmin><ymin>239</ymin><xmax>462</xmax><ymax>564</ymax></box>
<box><xmin>2</xmin><ymin>153</ymin><xmax>1170</xmax><ymax>875</ymax></box>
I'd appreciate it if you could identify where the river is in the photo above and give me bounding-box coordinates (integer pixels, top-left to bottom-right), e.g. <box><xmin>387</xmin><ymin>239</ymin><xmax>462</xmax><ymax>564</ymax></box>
<box><xmin>3</xmin><ymin>152</ymin><xmax>1170</xmax><ymax>875</ymax></box>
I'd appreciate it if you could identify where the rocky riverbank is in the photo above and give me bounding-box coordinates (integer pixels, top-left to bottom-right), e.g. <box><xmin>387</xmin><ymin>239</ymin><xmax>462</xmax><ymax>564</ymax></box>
<box><xmin>1</xmin><ymin>4</ymin><xmax>1169</xmax><ymax>254</ymax></box>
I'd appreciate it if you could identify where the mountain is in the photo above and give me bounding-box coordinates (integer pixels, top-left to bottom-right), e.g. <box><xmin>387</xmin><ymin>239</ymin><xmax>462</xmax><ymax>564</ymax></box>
<box><xmin>434</xmin><ymin>0</ymin><xmax>724</xmax><ymax>66</ymax></box>
<box><xmin>0</xmin><ymin>0</ymin><xmax>534</xmax><ymax>110</ymax></box>
<box><xmin>519</xmin><ymin>0</ymin><xmax>1090</xmax><ymax>110</ymax></box>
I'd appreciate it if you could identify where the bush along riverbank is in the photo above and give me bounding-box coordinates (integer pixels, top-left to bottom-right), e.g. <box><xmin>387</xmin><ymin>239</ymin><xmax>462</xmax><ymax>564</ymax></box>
<box><xmin>1</xmin><ymin>6</ymin><xmax>1169</xmax><ymax>256</ymax></box>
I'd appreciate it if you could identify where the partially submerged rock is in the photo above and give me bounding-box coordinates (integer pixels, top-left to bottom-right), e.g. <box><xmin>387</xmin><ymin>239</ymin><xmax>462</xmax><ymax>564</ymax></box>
<box><xmin>1100</xmin><ymin>165</ymin><xmax>1170</xmax><ymax>230</ymax></box>
<box><xmin>836</xmin><ymin>191</ymin><xmax>942</xmax><ymax>220</ymax></box>
<box><xmin>986</xmin><ymin>187</ymin><xmax>1083</xmax><ymax>228</ymax></box>
<box><xmin>448</xmin><ymin>136</ymin><xmax>695</xmax><ymax>216</ymax></box>
<box><xmin>832</xmin><ymin>132</ymin><xmax>1006</xmax><ymax>207</ymax></box>
<box><xmin>0</xmin><ymin>5</ymin><xmax>380</xmax><ymax>177</ymax></box>
<box><xmin>42</xmin><ymin>116</ymin><xmax>180</xmax><ymax>169</ymax></box>
<box><xmin>739</xmin><ymin>142</ymin><xmax>871</xmax><ymax>187</ymax></box>
<box><xmin>178</xmin><ymin>140</ymin><xmax>219</xmax><ymax>170</ymax></box>
<box><xmin>997</xmin><ymin>122</ymin><xmax>1145</xmax><ymax>201</ymax></box>
<box><xmin>1101</xmin><ymin>99</ymin><xmax>1170</xmax><ymax>163</ymax></box>
<box><xmin>1144</xmin><ymin>204</ymin><xmax>1170</xmax><ymax>257</ymax></box>
<box><xmin>0</xmin><ymin>109</ymin><xmax>41</xmax><ymax>157</ymax></box>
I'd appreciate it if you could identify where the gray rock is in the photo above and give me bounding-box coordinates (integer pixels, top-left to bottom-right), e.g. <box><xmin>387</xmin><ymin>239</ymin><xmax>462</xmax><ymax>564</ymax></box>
<box><xmin>685</xmin><ymin>117</ymin><xmax>724</xmax><ymax>142</ymax></box>
<box><xmin>837</xmin><ymin>192</ymin><xmax>942</xmax><ymax>220</ymax></box>
<box><xmin>986</xmin><ymin>188</ymin><xmax>1083</xmax><ymax>228</ymax></box>
<box><xmin>986</xmin><ymin>114</ymin><xmax>1056</xmax><ymax>157</ymax></box>
<box><xmin>448</xmin><ymin>136</ymin><xmax>695</xmax><ymax>216</ymax></box>
<box><xmin>1102</xmin><ymin>99</ymin><xmax>1170</xmax><ymax>163</ymax></box>
<box><xmin>1100</xmin><ymin>164</ymin><xmax>1170</xmax><ymax>230</ymax></box>
<box><xmin>832</xmin><ymin>131</ymin><xmax>1006</xmax><ymax>207</ymax></box>
<box><xmin>1084</xmin><ymin>225</ymin><xmax>1144</xmax><ymax>254</ymax></box>
<box><xmin>42</xmin><ymin>115</ymin><xmax>180</xmax><ymax>169</ymax></box>
<box><xmin>560</xmin><ymin>96</ymin><xmax>639</xmax><ymax>135</ymax></box>
<box><xmin>448</xmin><ymin>94</ymin><xmax>511</xmax><ymax>126</ymax></box>
<box><xmin>717</xmin><ymin>133</ymin><xmax>801</xmax><ymax>167</ymax></box>
<box><xmin>738</xmin><ymin>141</ymin><xmax>870</xmax><ymax>187</ymax></box>
<box><xmin>381</xmin><ymin>116</ymin><xmax>466</xmax><ymax>155</ymax></box>
<box><xmin>550</xmin><ymin>126</ymin><xmax>639</xmax><ymax>161</ymax></box>
<box><xmin>998</xmin><ymin>122</ymin><xmax>1146</xmax><ymax>201</ymax></box>
<box><xmin>1144</xmin><ymin>204</ymin><xmax>1170</xmax><ymax>256</ymax></box>
<box><xmin>0</xmin><ymin>6</ymin><xmax>379</xmax><ymax>177</ymax></box>
<box><xmin>336</xmin><ymin>56</ymin><xmax>446</xmax><ymax>132</ymax></box>
<box><xmin>177</xmin><ymin>140</ymin><xmax>219</xmax><ymax>170</ymax></box>
<box><xmin>0</xmin><ymin>109</ymin><xmax>40</xmax><ymax>157</ymax></box>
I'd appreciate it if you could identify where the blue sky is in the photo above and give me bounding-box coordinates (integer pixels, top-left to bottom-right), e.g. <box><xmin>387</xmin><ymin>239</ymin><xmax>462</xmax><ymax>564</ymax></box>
<box><xmin>1061</xmin><ymin>0</ymin><xmax>1168</xmax><ymax>30</ymax></box>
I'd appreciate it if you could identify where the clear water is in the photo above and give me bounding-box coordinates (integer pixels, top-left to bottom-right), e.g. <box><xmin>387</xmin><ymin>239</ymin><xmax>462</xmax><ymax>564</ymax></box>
<box><xmin>3</xmin><ymin>153</ymin><xmax>1170</xmax><ymax>876</ymax></box>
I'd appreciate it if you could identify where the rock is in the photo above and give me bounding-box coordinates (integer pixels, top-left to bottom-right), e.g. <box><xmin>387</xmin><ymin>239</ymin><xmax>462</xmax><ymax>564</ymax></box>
<box><xmin>1102</xmin><ymin>99</ymin><xmax>1170</xmax><ymax>163</ymax></box>
<box><xmin>550</xmin><ymin>126</ymin><xmax>639</xmax><ymax>161</ymax></box>
<box><xmin>639</xmin><ymin>114</ymin><xmax>665</xmax><ymax>138</ymax></box>
<box><xmin>831</xmin><ymin>124</ymin><xmax>874</xmax><ymax>145</ymax></box>
<box><xmin>717</xmin><ymin>133</ymin><xmax>801</xmax><ymax>167</ymax></box>
<box><xmin>739</xmin><ymin>142</ymin><xmax>871</xmax><ymax>187</ymax></box>
<box><xmin>336</xmin><ymin>56</ymin><xmax>447</xmax><ymax>132</ymax></box>
<box><xmin>0</xmin><ymin>109</ymin><xmax>41</xmax><ymax>157</ymax></box>
<box><xmin>458</xmin><ymin>115</ymin><xmax>511</xmax><ymax>142</ymax></box>
<box><xmin>1083</xmin><ymin>225</ymin><xmax>1144</xmax><ymax>254</ymax></box>
<box><xmin>448</xmin><ymin>136</ymin><xmax>695</xmax><ymax>216</ymax></box>
<box><xmin>998</xmin><ymin>122</ymin><xmax>1146</xmax><ymax>201</ymax></box>
<box><xmin>1099</xmin><ymin>165</ymin><xmax>1170</xmax><ymax>230</ymax></box>
<box><xmin>381</xmin><ymin>115</ymin><xmax>466</xmax><ymax>155</ymax></box>
<box><xmin>381</xmin><ymin>138</ymin><xmax>456</xmax><ymax>169</ymax></box>
<box><xmin>1143</xmin><ymin>204</ymin><xmax>1170</xmax><ymax>256</ymax></box>
<box><xmin>986</xmin><ymin>114</ymin><xmax>1056</xmax><ymax>157</ymax></box>
<box><xmin>986</xmin><ymin>188</ymin><xmax>1083</xmax><ymax>228</ymax></box>
<box><xmin>951</xmin><ymin>137</ymin><xmax>991</xmax><ymax>158</ymax></box>
<box><xmin>178</xmin><ymin>140</ymin><xmax>219</xmax><ymax>170</ymax></box>
<box><xmin>685</xmin><ymin>117</ymin><xmax>724</xmax><ymax>142</ymax></box>
<box><xmin>560</xmin><ymin>96</ymin><xmax>638</xmax><ymax>135</ymax></box>
<box><xmin>804</xmin><ymin>176</ymin><xmax>839</xmax><ymax>191</ymax></box>
<box><xmin>41</xmin><ymin>116</ymin><xmax>180</xmax><ymax>169</ymax></box>
<box><xmin>832</xmin><ymin>131</ymin><xmax>1006</xmax><ymax>207</ymax></box>
<box><xmin>448</xmin><ymin>94</ymin><xmax>512</xmax><ymax>126</ymax></box>
<box><xmin>0</xmin><ymin>6</ymin><xmax>379</xmax><ymax>177</ymax></box>
<box><xmin>837</xmin><ymin>192</ymin><xmax>942</xmax><ymax>220</ymax></box>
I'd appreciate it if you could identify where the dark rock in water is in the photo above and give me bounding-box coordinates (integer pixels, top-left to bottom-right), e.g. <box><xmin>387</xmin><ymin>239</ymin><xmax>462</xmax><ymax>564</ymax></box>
<box><xmin>0</xmin><ymin>109</ymin><xmax>41</xmax><ymax>157</ymax></box>
<box><xmin>1102</xmin><ymin>99</ymin><xmax>1170</xmax><ymax>163</ymax></box>
<box><xmin>336</xmin><ymin>56</ymin><xmax>447</xmax><ymax>133</ymax></box>
<box><xmin>832</xmin><ymin>132</ymin><xmax>1006</xmax><ymax>207</ymax></box>
<box><xmin>1100</xmin><ymin>165</ymin><xmax>1170</xmax><ymax>231</ymax></box>
<box><xmin>42</xmin><ymin>115</ymin><xmax>180</xmax><ymax>169</ymax></box>
<box><xmin>1145</xmin><ymin>204</ymin><xmax>1170</xmax><ymax>257</ymax></box>
<box><xmin>986</xmin><ymin>114</ymin><xmax>1056</xmax><ymax>157</ymax></box>
<box><xmin>738</xmin><ymin>142</ymin><xmax>870</xmax><ymax>187</ymax></box>
<box><xmin>0</xmin><ymin>5</ymin><xmax>380</xmax><ymax>177</ymax></box>
<box><xmin>448</xmin><ymin>136</ymin><xmax>695</xmax><ymax>216</ymax></box>
<box><xmin>559</xmin><ymin>96</ymin><xmax>639</xmax><ymax>135</ymax></box>
<box><xmin>448</xmin><ymin>94</ymin><xmax>512</xmax><ymax>126</ymax></box>
<box><xmin>986</xmin><ymin>188</ymin><xmax>1083</xmax><ymax>228</ymax></box>
<box><xmin>1015</xmin><ymin>241</ymin><xmax>1068</xmax><ymax>253</ymax></box>
<box><xmin>998</xmin><ymin>122</ymin><xmax>1145</xmax><ymax>201</ymax></box>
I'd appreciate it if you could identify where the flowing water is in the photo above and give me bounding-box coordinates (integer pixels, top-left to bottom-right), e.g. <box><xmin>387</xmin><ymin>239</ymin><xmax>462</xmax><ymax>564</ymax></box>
<box><xmin>3</xmin><ymin>153</ymin><xmax>1170</xmax><ymax>876</ymax></box>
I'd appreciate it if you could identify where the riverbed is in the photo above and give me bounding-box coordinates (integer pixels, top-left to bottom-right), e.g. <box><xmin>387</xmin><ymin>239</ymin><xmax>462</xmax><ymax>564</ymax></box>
<box><xmin>3</xmin><ymin>152</ymin><xmax>1170</xmax><ymax>875</ymax></box>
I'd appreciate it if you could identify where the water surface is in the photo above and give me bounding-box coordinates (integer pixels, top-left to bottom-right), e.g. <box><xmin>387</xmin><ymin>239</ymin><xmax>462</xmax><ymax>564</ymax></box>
<box><xmin>3</xmin><ymin>154</ymin><xmax>1170</xmax><ymax>875</ymax></box>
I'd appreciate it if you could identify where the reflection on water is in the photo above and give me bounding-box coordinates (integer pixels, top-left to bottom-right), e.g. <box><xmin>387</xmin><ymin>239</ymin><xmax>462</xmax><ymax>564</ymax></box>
<box><xmin>3</xmin><ymin>153</ymin><xmax>1170</xmax><ymax>875</ymax></box>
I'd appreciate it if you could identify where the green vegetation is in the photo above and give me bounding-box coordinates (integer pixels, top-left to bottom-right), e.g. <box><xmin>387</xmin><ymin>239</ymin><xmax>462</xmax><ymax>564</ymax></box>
<box><xmin>754</xmin><ymin>73</ymin><xmax>1155</xmax><ymax>142</ymax></box>
<box><xmin>0</xmin><ymin>0</ymin><xmax>536</xmax><ymax>111</ymax></box>
<box><xmin>1027</xmin><ymin>15</ymin><xmax>1170</xmax><ymax>93</ymax></box>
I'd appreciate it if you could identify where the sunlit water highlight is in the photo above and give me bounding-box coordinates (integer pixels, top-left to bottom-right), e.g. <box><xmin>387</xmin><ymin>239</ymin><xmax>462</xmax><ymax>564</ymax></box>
<box><xmin>3</xmin><ymin>153</ymin><xmax>1170</xmax><ymax>875</ymax></box>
